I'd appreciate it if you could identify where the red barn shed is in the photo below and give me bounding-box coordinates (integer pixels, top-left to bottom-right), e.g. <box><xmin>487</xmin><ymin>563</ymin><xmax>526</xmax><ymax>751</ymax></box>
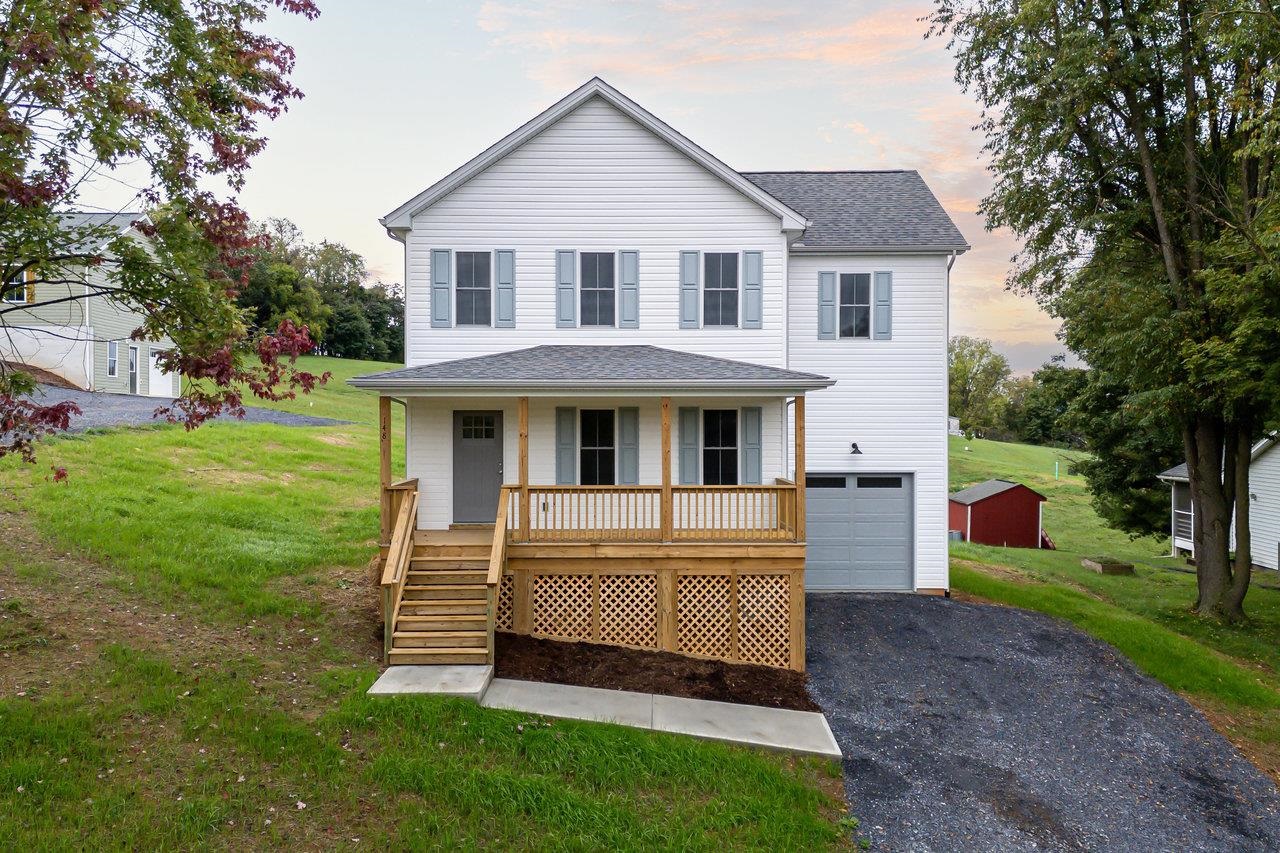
<box><xmin>948</xmin><ymin>479</ymin><xmax>1048</xmax><ymax>549</ymax></box>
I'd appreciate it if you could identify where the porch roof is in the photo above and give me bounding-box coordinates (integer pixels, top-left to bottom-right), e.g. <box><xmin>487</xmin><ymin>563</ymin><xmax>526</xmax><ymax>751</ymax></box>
<box><xmin>349</xmin><ymin>345</ymin><xmax>833</xmax><ymax>395</ymax></box>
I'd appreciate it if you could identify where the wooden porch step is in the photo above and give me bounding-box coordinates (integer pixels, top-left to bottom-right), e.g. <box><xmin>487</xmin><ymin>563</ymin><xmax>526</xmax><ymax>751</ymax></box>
<box><xmin>392</xmin><ymin>630</ymin><xmax>487</xmax><ymax>648</ymax></box>
<box><xmin>388</xmin><ymin>648</ymin><xmax>489</xmax><ymax>665</ymax></box>
<box><xmin>398</xmin><ymin>599</ymin><xmax>488</xmax><ymax>616</ymax></box>
<box><xmin>403</xmin><ymin>571</ymin><xmax>487</xmax><ymax>585</ymax></box>
<box><xmin>400</xmin><ymin>584</ymin><xmax>488</xmax><ymax>600</ymax></box>
<box><xmin>411</xmin><ymin>546</ymin><xmax>491</xmax><ymax>559</ymax></box>
<box><xmin>395</xmin><ymin>614</ymin><xmax>488</xmax><ymax>631</ymax></box>
<box><xmin>410</xmin><ymin>557</ymin><xmax>490</xmax><ymax>568</ymax></box>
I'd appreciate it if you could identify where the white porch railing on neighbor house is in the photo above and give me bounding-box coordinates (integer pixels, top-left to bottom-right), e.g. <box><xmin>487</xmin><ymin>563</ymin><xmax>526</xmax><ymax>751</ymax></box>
<box><xmin>1174</xmin><ymin>509</ymin><xmax>1194</xmax><ymax>542</ymax></box>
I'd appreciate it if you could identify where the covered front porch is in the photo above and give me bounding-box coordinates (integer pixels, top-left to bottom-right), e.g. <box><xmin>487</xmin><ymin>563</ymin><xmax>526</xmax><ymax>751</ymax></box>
<box><xmin>352</xmin><ymin>345</ymin><xmax>832</xmax><ymax>672</ymax></box>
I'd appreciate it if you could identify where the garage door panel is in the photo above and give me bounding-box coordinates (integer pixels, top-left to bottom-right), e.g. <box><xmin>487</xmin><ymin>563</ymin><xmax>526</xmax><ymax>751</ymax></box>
<box><xmin>805</xmin><ymin>473</ymin><xmax>913</xmax><ymax>591</ymax></box>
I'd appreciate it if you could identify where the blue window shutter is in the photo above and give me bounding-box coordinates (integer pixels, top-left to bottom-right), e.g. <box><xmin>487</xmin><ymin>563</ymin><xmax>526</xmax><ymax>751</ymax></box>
<box><xmin>679</xmin><ymin>251</ymin><xmax>699</xmax><ymax>329</ymax></box>
<box><xmin>618</xmin><ymin>251</ymin><xmax>639</xmax><ymax>329</ymax></box>
<box><xmin>742</xmin><ymin>251</ymin><xmax>763</xmax><ymax>329</ymax></box>
<box><xmin>556</xmin><ymin>250</ymin><xmax>576</xmax><ymax>328</ymax></box>
<box><xmin>874</xmin><ymin>271</ymin><xmax>893</xmax><ymax>340</ymax></box>
<box><xmin>678</xmin><ymin>407</ymin><xmax>699</xmax><ymax>484</ymax></box>
<box><xmin>741</xmin><ymin>407</ymin><xmax>762</xmax><ymax>484</ymax></box>
<box><xmin>495</xmin><ymin>250</ymin><xmax>515</xmax><ymax>328</ymax></box>
<box><xmin>431</xmin><ymin>249</ymin><xmax>452</xmax><ymax>327</ymax></box>
<box><xmin>618</xmin><ymin>407</ymin><xmax>640</xmax><ymax>485</ymax></box>
<box><xmin>818</xmin><ymin>271</ymin><xmax>836</xmax><ymax>340</ymax></box>
<box><xmin>555</xmin><ymin>407</ymin><xmax>576</xmax><ymax>484</ymax></box>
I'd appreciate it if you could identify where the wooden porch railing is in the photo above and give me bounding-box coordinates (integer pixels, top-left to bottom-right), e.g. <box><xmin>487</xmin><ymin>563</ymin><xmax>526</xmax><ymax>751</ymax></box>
<box><xmin>508</xmin><ymin>483</ymin><xmax>800</xmax><ymax>543</ymax></box>
<box><xmin>380</xmin><ymin>478</ymin><xmax>419</xmax><ymax>547</ymax></box>
<box><xmin>485</xmin><ymin>486</ymin><xmax>515</xmax><ymax>663</ymax></box>
<box><xmin>380</xmin><ymin>482</ymin><xmax>418</xmax><ymax>662</ymax></box>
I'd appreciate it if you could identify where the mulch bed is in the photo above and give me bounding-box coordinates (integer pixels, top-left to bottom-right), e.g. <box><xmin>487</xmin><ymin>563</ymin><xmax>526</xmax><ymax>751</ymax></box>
<box><xmin>495</xmin><ymin>631</ymin><xmax>819</xmax><ymax>712</ymax></box>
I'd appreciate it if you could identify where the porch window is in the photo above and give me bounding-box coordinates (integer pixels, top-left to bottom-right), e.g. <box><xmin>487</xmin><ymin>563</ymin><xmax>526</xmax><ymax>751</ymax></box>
<box><xmin>107</xmin><ymin>341</ymin><xmax>118</xmax><ymax>377</ymax></box>
<box><xmin>702</xmin><ymin>409</ymin><xmax>738</xmax><ymax>485</ymax></box>
<box><xmin>580</xmin><ymin>252</ymin><xmax>615</xmax><ymax>327</ymax></box>
<box><xmin>839</xmin><ymin>273</ymin><xmax>871</xmax><ymax>339</ymax></box>
<box><xmin>455</xmin><ymin>251</ymin><xmax>492</xmax><ymax>326</ymax></box>
<box><xmin>580</xmin><ymin>409</ymin><xmax>616</xmax><ymax>485</ymax></box>
<box><xmin>703</xmin><ymin>253</ymin><xmax>738</xmax><ymax>327</ymax></box>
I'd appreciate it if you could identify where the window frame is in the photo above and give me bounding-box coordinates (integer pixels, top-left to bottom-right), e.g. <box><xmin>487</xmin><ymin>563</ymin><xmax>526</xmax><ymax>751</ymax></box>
<box><xmin>578</xmin><ymin>251</ymin><xmax>617</xmax><ymax>328</ymax></box>
<box><xmin>838</xmin><ymin>272</ymin><xmax>872</xmax><ymax>340</ymax></box>
<box><xmin>107</xmin><ymin>340</ymin><xmax>118</xmax><ymax>377</ymax></box>
<box><xmin>577</xmin><ymin>408</ymin><xmax>617</xmax><ymax>486</ymax></box>
<box><xmin>701</xmin><ymin>251</ymin><xmax>740</xmax><ymax>328</ymax></box>
<box><xmin>2</xmin><ymin>268</ymin><xmax>31</xmax><ymax>304</ymax></box>
<box><xmin>454</xmin><ymin>250</ymin><xmax>494</xmax><ymax>327</ymax></box>
<box><xmin>701</xmin><ymin>408</ymin><xmax>740</xmax><ymax>486</ymax></box>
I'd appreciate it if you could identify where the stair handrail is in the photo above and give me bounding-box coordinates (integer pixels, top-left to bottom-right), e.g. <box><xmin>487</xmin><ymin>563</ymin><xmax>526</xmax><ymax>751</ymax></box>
<box><xmin>381</xmin><ymin>486</ymin><xmax>418</xmax><ymax>661</ymax></box>
<box><xmin>485</xmin><ymin>487</ymin><xmax>512</xmax><ymax>663</ymax></box>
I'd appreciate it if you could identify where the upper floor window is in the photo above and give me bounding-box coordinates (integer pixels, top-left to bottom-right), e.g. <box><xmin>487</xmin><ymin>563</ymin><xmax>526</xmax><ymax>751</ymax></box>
<box><xmin>702</xmin><ymin>409</ymin><xmax>738</xmax><ymax>485</ymax></box>
<box><xmin>839</xmin><ymin>273</ymin><xmax>871</xmax><ymax>339</ymax></box>
<box><xmin>579</xmin><ymin>409</ymin><xmax>616</xmax><ymax>485</ymax></box>
<box><xmin>703</xmin><ymin>253</ymin><xmax>738</xmax><ymax>327</ymax></box>
<box><xmin>455</xmin><ymin>251</ymin><xmax>491</xmax><ymax>326</ymax></box>
<box><xmin>2</xmin><ymin>268</ymin><xmax>31</xmax><ymax>304</ymax></box>
<box><xmin>580</xmin><ymin>252</ymin><xmax>615</xmax><ymax>327</ymax></box>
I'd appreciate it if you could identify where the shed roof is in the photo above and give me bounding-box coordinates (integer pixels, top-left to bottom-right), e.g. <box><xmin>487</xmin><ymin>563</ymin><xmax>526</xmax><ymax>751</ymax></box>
<box><xmin>741</xmin><ymin>171</ymin><xmax>969</xmax><ymax>253</ymax></box>
<box><xmin>948</xmin><ymin>479</ymin><xmax>1046</xmax><ymax>506</ymax></box>
<box><xmin>349</xmin><ymin>345</ymin><xmax>833</xmax><ymax>394</ymax></box>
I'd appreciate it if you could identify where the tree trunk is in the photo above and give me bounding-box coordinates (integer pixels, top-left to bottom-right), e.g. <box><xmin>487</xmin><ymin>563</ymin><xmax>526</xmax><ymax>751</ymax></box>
<box><xmin>1187</xmin><ymin>416</ymin><xmax>1234</xmax><ymax>618</ymax></box>
<box><xmin>1223</xmin><ymin>426</ymin><xmax>1253</xmax><ymax>621</ymax></box>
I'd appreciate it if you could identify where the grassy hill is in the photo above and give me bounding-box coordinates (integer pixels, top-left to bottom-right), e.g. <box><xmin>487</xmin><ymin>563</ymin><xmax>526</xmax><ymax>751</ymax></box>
<box><xmin>949</xmin><ymin>435</ymin><xmax>1280</xmax><ymax>780</ymax></box>
<box><xmin>0</xmin><ymin>357</ymin><xmax>850</xmax><ymax>849</ymax></box>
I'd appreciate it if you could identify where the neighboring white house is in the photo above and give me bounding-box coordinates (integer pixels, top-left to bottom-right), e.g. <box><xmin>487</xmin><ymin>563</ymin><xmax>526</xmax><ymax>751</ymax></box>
<box><xmin>0</xmin><ymin>211</ymin><xmax>181</xmax><ymax>397</ymax></box>
<box><xmin>1158</xmin><ymin>436</ymin><xmax>1280</xmax><ymax>571</ymax></box>
<box><xmin>352</xmin><ymin>77</ymin><xmax>967</xmax><ymax>595</ymax></box>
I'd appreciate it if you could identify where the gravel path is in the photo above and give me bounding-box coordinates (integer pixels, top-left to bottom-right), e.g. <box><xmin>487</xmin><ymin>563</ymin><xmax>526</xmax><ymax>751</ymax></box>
<box><xmin>806</xmin><ymin>593</ymin><xmax>1280</xmax><ymax>852</ymax></box>
<box><xmin>32</xmin><ymin>384</ymin><xmax>347</xmax><ymax>431</ymax></box>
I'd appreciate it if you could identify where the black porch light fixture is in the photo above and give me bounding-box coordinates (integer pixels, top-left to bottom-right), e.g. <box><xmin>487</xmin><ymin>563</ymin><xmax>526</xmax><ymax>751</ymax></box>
<box><xmin>850</xmin><ymin>442</ymin><xmax>863</xmax><ymax>455</ymax></box>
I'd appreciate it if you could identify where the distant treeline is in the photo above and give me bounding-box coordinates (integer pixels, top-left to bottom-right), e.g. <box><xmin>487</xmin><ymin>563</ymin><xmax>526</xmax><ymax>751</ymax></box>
<box><xmin>233</xmin><ymin>218</ymin><xmax>404</xmax><ymax>363</ymax></box>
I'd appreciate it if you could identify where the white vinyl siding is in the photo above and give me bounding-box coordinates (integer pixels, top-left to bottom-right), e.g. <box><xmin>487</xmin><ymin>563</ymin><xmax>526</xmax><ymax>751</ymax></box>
<box><xmin>403</xmin><ymin>96</ymin><xmax>787</xmax><ymax>366</ymax></box>
<box><xmin>1250</xmin><ymin>444</ymin><xmax>1280</xmax><ymax>571</ymax></box>
<box><xmin>405</xmin><ymin>395</ymin><xmax>784</xmax><ymax>529</ymax></box>
<box><xmin>788</xmin><ymin>253</ymin><xmax>950</xmax><ymax>590</ymax></box>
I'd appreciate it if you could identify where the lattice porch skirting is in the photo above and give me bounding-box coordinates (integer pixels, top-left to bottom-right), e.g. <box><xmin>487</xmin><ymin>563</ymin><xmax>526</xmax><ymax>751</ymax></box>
<box><xmin>502</xmin><ymin>565</ymin><xmax>804</xmax><ymax>670</ymax></box>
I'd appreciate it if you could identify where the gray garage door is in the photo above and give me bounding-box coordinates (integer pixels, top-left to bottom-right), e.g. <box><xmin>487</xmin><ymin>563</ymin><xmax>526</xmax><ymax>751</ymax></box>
<box><xmin>805</xmin><ymin>473</ymin><xmax>914</xmax><ymax>591</ymax></box>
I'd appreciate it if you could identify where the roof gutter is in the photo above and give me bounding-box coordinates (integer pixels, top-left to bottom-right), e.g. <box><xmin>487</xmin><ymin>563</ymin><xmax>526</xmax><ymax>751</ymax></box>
<box><xmin>348</xmin><ymin>377</ymin><xmax>835</xmax><ymax>394</ymax></box>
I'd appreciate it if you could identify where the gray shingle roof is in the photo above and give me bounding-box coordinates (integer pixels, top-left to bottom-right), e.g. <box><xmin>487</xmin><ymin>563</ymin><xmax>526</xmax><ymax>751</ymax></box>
<box><xmin>948</xmin><ymin>479</ymin><xmax>1045</xmax><ymax>505</ymax></box>
<box><xmin>58</xmin><ymin>211</ymin><xmax>144</xmax><ymax>253</ymax></box>
<box><xmin>350</xmin><ymin>345</ymin><xmax>833</xmax><ymax>392</ymax></box>
<box><xmin>1158</xmin><ymin>463</ymin><xmax>1190</xmax><ymax>481</ymax></box>
<box><xmin>741</xmin><ymin>171</ymin><xmax>969</xmax><ymax>252</ymax></box>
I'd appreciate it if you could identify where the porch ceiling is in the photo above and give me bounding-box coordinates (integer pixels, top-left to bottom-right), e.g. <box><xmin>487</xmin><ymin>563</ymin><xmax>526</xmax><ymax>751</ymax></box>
<box><xmin>349</xmin><ymin>345</ymin><xmax>833</xmax><ymax>396</ymax></box>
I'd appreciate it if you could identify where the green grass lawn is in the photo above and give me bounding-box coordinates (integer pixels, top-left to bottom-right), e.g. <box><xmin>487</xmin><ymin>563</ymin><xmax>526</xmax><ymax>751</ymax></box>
<box><xmin>949</xmin><ymin>435</ymin><xmax>1280</xmax><ymax>778</ymax></box>
<box><xmin>0</xmin><ymin>356</ymin><xmax>851</xmax><ymax>850</ymax></box>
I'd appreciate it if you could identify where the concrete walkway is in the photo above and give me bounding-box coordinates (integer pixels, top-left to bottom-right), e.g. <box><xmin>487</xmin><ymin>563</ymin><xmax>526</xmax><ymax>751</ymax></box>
<box><xmin>367</xmin><ymin>666</ymin><xmax>840</xmax><ymax>759</ymax></box>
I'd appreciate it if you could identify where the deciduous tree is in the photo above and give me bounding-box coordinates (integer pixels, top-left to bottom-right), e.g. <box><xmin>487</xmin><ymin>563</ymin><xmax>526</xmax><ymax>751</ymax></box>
<box><xmin>931</xmin><ymin>0</ymin><xmax>1280</xmax><ymax>621</ymax></box>
<box><xmin>0</xmin><ymin>0</ymin><xmax>325</xmax><ymax>461</ymax></box>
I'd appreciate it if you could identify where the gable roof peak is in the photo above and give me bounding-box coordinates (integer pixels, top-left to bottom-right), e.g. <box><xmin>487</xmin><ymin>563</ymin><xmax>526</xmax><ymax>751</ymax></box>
<box><xmin>380</xmin><ymin>77</ymin><xmax>808</xmax><ymax>233</ymax></box>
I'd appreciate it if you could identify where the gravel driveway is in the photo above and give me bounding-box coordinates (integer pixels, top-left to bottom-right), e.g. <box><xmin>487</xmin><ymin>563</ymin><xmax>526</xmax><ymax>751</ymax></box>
<box><xmin>806</xmin><ymin>594</ymin><xmax>1280</xmax><ymax>852</ymax></box>
<box><xmin>32</xmin><ymin>384</ymin><xmax>347</xmax><ymax>431</ymax></box>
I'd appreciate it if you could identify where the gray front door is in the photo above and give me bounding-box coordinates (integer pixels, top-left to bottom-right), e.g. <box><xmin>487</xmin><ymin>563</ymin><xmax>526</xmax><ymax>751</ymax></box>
<box><xmin>805</xmin><ymin>473</ymin><xmax>914</xmax><ymax>591</ymax></box>
<box><xmin>453</xmin><ymin>411</ymin><xmax>503</xmax><ymax>523</ymax></box>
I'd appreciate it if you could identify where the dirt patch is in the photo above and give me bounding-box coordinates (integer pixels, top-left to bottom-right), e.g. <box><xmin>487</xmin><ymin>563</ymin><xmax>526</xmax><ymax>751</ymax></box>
<box><xmin>313</xmin><ymin>432</ymin><xmax>356</xmax><ymax>447</ymax></box>
<box><xmin>1</xmin><ymin>360</ymin><xmax>82</xmax><ymax>390</ymax></box>
<box><xmin>495</xmin><ymin>631</ymin><xmax>818</xmax><ymax>711</ymax></box>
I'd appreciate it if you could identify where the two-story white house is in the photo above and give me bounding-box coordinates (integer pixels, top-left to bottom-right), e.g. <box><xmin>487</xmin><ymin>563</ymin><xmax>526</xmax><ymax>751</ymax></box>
<box><xmin>352</xmin><ymin>78</ymin><xmax>967</xmax><ymax>670</ymax></box>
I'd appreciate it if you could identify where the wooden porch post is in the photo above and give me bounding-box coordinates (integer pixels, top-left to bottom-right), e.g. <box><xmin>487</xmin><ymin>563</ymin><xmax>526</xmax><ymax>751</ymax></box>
<box><xmin>378</xmin><ymin>395</ymin><xmax>392</xmax><ymax>545</ymax></box>
<box><xmin>794</xmin><ymin>394</ymin><xmax>806</xmax><ymax>542</ymax></box>
<box><xmin>518</xmin><ymin>396</ymin><xmax>529</xmax><ymax>540</ymax></box>
<box><xmin>660</xmin><ymin>396</ymin><xmax>673</xmax><ymax>541</ymax></box>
